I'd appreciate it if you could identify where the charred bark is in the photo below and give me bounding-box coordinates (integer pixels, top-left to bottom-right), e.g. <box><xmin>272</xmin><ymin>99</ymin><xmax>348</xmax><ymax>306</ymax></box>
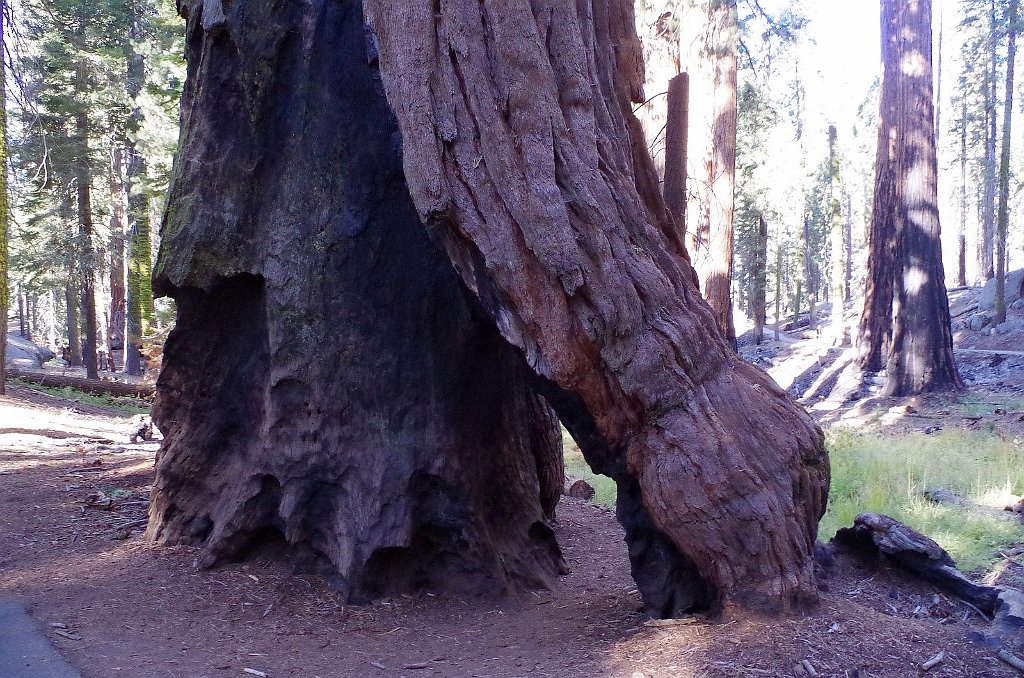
<box><xmin>150</xmin><ymin>0</ymin><xmax>565</xmax><ymax>603</ymax></box>
<box><xmin>365</xmin><ymin>0</ymin><xmax>828</xmax><ymax>612</ymax></box>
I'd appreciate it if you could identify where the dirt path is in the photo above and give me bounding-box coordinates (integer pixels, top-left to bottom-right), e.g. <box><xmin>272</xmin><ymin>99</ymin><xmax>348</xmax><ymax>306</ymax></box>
<box><xmin>2</xmin><ymin>386</ymin><xmax>1024</xmax><ymax>677</ymax></box>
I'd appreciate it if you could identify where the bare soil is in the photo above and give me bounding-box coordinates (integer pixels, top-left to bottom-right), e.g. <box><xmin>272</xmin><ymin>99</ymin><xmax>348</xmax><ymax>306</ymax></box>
<box><xmin>3</xmin><ymin>288</ymin><xmax>1024</xmax><ymax>678</ymax></box>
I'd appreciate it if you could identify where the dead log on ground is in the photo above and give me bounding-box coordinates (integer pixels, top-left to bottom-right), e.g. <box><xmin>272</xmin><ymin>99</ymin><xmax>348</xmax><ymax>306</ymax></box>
<box><xmin>8</xmin><ymin>368</ymin><xmax>154</xmax><ymax>400</ymax></box>
<box><xmin>832</xmin><ymin>512</ymin><xmax>999</xmax><ymax>615</ymax></box>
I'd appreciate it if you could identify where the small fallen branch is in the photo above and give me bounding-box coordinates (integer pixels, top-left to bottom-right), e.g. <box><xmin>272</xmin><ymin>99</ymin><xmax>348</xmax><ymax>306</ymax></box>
<box><xmin>644</xmin><ymin>617</ymin><xmax>698</xmax><ymax>628</ymax></box>
<box><xmin>920</xmin><ymin>651</ymin><xmax>945</xmax><ymax>671</ymax></box>
<box><xmin>998</xmin><ymin>649</ymin><xmax>1024</xmax><ymax>673</ymax></box>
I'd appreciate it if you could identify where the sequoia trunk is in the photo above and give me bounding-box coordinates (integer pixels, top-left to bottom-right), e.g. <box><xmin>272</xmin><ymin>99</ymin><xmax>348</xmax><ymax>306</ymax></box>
<box><xmin>149</xmin><ymin>0</ymin><xmax>566</xmax><ymax>604</ymax></box>
<box><xmin>365</xmin><ymin>0</ymin><xmax>828</xmax><ymax>612</ymax></box>
<box><xmin>863</xmin><ymin>0</ymin><xmax>961</xmax><ymax>395</ymax></box>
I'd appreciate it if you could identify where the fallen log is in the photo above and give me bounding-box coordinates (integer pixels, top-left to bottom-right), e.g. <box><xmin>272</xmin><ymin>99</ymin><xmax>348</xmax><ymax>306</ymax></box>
<box><xmin>7</xmin><ymin>369</ymin><xmax>155</xmax><ymax>400</ymax></box>
<box><xmin>832</xmin><ymin>512</ymin><xmax>999</xmax><ymax>615</ymax></box>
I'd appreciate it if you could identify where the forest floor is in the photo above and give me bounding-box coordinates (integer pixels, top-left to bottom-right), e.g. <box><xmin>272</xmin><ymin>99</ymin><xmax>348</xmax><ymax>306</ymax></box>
<box><xmin>2</xmin><ymin>288</ymin><xmax>1024</xmax><ymax>677</ymax></box>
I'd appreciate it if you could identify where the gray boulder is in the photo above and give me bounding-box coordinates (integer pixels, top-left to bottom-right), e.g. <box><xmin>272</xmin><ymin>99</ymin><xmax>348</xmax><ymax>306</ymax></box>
<box><xmin>994</xmin><ymin>320</ymin><xmax>1024</xmax><ymax>335</ymax></box>
<box><xmin>968</xmin><ymin>312</ymin><xmax>993</xmax><ymax>331</ymax></box>
<box><xmin>979</xmin><ymin>268</ymin><xmax>1024</xmax><ymax>310</ymax></box>
<box><xmin>1011</xmin><ymin>298</ymin><xmax>1024</xmax><ymax>312</ymax></box>
<box><xmin>4</xmin><ymin>334</ymin><xmax>56</xmax><ymax>368</ymax></box>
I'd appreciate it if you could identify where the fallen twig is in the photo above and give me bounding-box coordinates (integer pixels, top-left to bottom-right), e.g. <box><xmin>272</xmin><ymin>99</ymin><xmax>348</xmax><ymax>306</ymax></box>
<box><xmin>999</xmin><ymin>650</ymin><xmax>1024</xmax><ymax>673</ymax></box>
<box><xmin>644</xmin><ymin>617</ymin><xmax>698</xmax><ymax>628</ymax></box>
<box><xmin>920</xmin><ymin>651</ymin><xmax>945</xmax><ymax>671</ymax></box>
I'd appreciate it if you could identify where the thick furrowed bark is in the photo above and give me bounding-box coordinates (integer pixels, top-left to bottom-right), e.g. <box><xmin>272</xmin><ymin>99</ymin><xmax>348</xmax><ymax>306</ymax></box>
<box><xmin>149</xmin><ymin>0</ymin><xmax>565</xmax><ymax>602</ymax></box>
<box><xmin>365</xmin><ymin>0</ymin><xmax>829</xmax><ymax>612</ymax></box>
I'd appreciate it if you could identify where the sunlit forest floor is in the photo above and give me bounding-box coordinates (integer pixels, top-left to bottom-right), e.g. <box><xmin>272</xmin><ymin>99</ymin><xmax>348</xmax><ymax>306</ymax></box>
<box><xmin>3</xmin><ymin>286</ymin><xmax>1024</xmax><ymax>676</ymax></box>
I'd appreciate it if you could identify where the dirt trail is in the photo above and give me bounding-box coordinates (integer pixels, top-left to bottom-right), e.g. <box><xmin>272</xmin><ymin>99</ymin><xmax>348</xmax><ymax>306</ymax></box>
<box><xmin>2</xmin><ymin>385</ymin><xmax>1024</xmax><ymax>676</ymax></box>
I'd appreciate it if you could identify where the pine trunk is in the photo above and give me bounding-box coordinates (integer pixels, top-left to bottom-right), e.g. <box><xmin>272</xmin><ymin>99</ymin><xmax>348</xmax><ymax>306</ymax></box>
<box><xmin>366</xmin><ymin>0</ymin><xmax>827</xmax><ymax>612</ymax></box>
<box><xmin>803</xmin><ymin>215</ymin><xmax>816</xmax><ymax>330</ymax></box>
<box><xmin>751</xmin><ymin>215</ymin><xmax>768</xmax><ymax>345</ymax></box>
<box><xmin>981</xmin><ymin>0</ymin><xmax>997</xmax><ymax>282</ymax></box>
<box><xmin>75</xmin><ymin>64</ymin><xmax>99</xmax><ymax>381</ymax></box>
<box><xmin>878</xmin><ymin>0</ymin><xmax>962</xmax><ymax>396</ymax></box>
<box><xmin>150</xmin><ymin>0</ymin><xmax>567</xmax><ymax>605</ymax></box>
<box><xmin>843</xmin><ymin>192</ymin><xmax>853</xmax><ymax>302</ymax></box>
<box><xmin>774</xmin><ymin>242</ymin><xmax>783</xmax><ymax>341</ymax></box>
<box><xmin>828</xmin><ymin>125</ymin><xmax>844</xmax><ymax>342</ymax></box>
<box><xmin>994</xmin><ymin>0</ymin><xmax>1018</xmax><ymax>327</ymax></box>
<box><xmin>958</xmin><ymin>99</ymin><xmax>968</xmax><ymax>288</ymax></box>
<box><xmin>110</xmin><ymin>147</ymin><xmax>128</xmax><ymax>370</ymax></box>
<box><xmin>125</xmin><ymin>150</ymin><xmax>150</xmax><ymax>375</ymax></box>
<box><xmin>0</xmin><ymin>0</ymin><xmax>8</xmax><ymax>395</ymax></box>
<box><xmin>64</xmin><ymin>280</ymin><xmax>82</xmax><ymax>366</ymax></box>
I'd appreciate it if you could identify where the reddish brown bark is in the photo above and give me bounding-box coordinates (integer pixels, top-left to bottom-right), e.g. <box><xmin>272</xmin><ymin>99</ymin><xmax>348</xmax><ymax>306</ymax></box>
<box><xmin>861</xmin><ymin>0</ymin><xmax>961</xmax><ymax>394</ymax></box>
<box><xmin>683</xmin><ymin>0</ymin><xmax>738</xmax><ymax>346</ymax></box>
<box><xmin>663</xmin><ymin>72</ymin><xmax>689</xmax><ymax>235</ymax></box>
<box><xmin>705</xmin><ymin>2</ymin><xmax>739</xmax><ymax>346</ymax></box>
<box><xmin>365</xmin><ymin>0</ymin><xmax>828</xmax><ymax>611</ymax></box>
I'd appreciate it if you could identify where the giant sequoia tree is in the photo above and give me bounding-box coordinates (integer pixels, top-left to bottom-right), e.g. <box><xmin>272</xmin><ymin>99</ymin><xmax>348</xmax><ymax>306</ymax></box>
<box><xmin>150</xmin><ymin>0</ymin><xmax>829</xmax><ymax>615</ymax></box>
<box><xmin>859</xmin><ymin>0</ymin><xmax>961</xmax><ymax>396</ymax></box>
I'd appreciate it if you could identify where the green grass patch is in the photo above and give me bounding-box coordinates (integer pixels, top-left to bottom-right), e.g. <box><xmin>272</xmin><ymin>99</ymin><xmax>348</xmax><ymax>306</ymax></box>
<box><xmin>10</xmin><ymin>378</ymin><xmax>150</xmax><ymax>416</ymax></box>
<box><xmin>561</xmin><ymin>428</ymin><xmax>617</xmax><ymax>508</ymax></box>
<box><xmin>821</xmin><ymin>428</ymin><xmax>1024</xmax><ymax>574</ymax></box>
<box><xmin>956</xmin><ymin>393</ymin><xmax>1024</xmax><ymax>418</ymax></box>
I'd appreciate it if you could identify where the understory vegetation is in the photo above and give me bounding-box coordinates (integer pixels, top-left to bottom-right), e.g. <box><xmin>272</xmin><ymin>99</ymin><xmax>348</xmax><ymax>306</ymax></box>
<box><xmin>565</xmin><ymin>422</ymin><xmax>1024</xmax><ymax>575</ymax></box>
<box><xmin>822</xmin><ymin>428</ymin><xmax>1024</xmax><ymax>574</ymax></box>
<box><xmin>10</xmin><ymin>379</ymin><xmax>150</xmax><ymax>415</ymax></box>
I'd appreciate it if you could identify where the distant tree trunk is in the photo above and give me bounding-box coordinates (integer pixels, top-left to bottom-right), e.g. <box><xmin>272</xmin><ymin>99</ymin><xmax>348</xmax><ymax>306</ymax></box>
<box><xmin>958</xmin><ymin>99</ymin><xmax>968</xmax><ymax>288</ymax></box>
<box><xmin>774</xmin><ymin>241</ymin><xmax>783</xmax><ymax>341</ymax></box>
<box><xmin>125</xmin><ymin>149</ymin><xmax>148</xmax><ymax>376</ymax></box>
<box><xmin>0</xmin><ymin>0</ymin><xmax>8</xmax><ymax>394</ymax></box>
<box><xmin>705</xmin><ymin>0</ymin><xmax>738</xmax><ymax>347</ymax></box>
<box><xmin>64</xmin><ymin>280</ymin><xmax>82</xmax><ymax>366</ymax></box>
<box><xmin>663</xmin><ymin>72</ymin><xmax>689</xmax><ymax>236</ymax></box>
<box><xmin>751</xmin><ymin>214</ymin><xmax>768</xmax><ymax>345</ymax></box>
<box><xmin>75</xmin><ymin>63</ymin><xmax>99</xmax><ymax>381</ymax></box>
<box><xmin>994</xmin><ymin>0</ymin><xmax>1018</xmax><ymax>326</ymax></box>
<box><xmin>843</xmin><ymin>192</ymin><xmax>853</xmax><ymax>302</ymax></box>
<box><xmin>859</xmin><ymin>1</ymin><xmax>900</xmax><ymax>373</ymax></box>
<box><xmin>16</xmin><ymin>285</ymin><xmax>23</xmax><ymax>336</ymax></box>
<box><xmin>793</xmin><ymin>279</ymin><xmax>802</xmax><ymax>329</ymax></box>
<box><xmin>871</xmin><ymin>0</ymin><xmax>962</xmax><ymax>396</ymax></box>
<box><xmin>802</xmin><ymin>215</ymin><xmax>816</xmax><ymax>330</ymax></box>
<box><xmin>828</xmin><ymin>125</ymin><xmax>845</xmax><ymax>343</ymax></box>
<box><xmin>109</xmin><ymin>147</ymin><xmax>128</xmax><ymax>370</ymax></box>
<box><xmin>124</xmin><ymin>17</ymin><xmax>148</xmax><ymax>376</ymax></box>
<box><xmin>981</xmin><ymin>0</ymin><xmax>997</xmax><ymax>282</ymax></box>
<box><xmin>683</xmin><ymin>0</ymin><xmax>738</xmax><ymax>348</ymax></box>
